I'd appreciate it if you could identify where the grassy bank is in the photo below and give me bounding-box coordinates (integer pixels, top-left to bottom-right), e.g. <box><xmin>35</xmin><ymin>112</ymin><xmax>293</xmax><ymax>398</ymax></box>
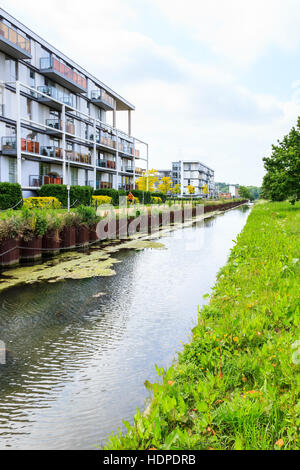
<box><xmin>105</xmin><ymin>201</ymin><xmax>300</xmax><ymax>450</ymax></box>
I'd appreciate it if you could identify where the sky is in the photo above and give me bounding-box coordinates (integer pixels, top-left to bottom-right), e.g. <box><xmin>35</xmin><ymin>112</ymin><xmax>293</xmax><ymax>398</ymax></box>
<box><xmin>3</xmin><ymin>0</ymin><xmax>300</xmax><ymax>186</ymax></box>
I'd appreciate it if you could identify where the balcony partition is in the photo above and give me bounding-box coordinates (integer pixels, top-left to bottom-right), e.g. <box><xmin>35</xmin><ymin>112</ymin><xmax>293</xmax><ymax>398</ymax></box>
<box><xmin>0</xmin><ymin>20</ymin><xmax>31</xmax><ymax>59</ymax></box>
<box><xmin>29</xmin><ymin>175</ymin><xmax>63</xmax><ymax>187</ymax></box>
<box><xmin>1</xmin><ymin>137</ymin><xmax>39</xmax><ymax>155</ymax></box>
<box><xmin>41</xmin><ymin>146</ymin><xmax>63</xmax><ymax>160</ymax></box>
<box><xmin>66</xmin><ymin>150</ymin><xmax>92</xmax><ymax>165</ymax></box>
<box><xmin>40</xmin><ymin>57</ymin><xmax>87</xmax><ymax>93</ymax></box>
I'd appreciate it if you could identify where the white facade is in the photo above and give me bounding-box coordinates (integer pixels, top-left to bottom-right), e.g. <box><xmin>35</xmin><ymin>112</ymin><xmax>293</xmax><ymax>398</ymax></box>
<box><xmin>0</xmin><ymin>9</ymin><xmax>148</xmax><ymax>195</ymax></box>
<box><xmin>229</xmin><ymin>185</ymin><xmax>240</xmax><ymax>198</ymax></box>
<box><xmin>171</xmin><ymin>160</ymin><xmax>215</xmax><ymax>197</ymax></box>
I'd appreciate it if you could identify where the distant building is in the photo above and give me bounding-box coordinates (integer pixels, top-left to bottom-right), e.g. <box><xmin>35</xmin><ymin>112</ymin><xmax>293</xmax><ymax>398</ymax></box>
<box><xmin>172</xmin><ymin>160</ymin><xmax>215</xmax><ymax>197</ymax></box>
<box><xmin>229</xmin><ymin>185</ymin><xmax>240</xmax><ymax>198</ymax></box>
<box><xmin>219</xmin><ymin>192</ymin><xmax>232</xmax><ymax>200</ymax></box>
<box><xmin>155</xmin><ymin>169</ymin><xmax>172</xmax><ymax>190</ymax></box>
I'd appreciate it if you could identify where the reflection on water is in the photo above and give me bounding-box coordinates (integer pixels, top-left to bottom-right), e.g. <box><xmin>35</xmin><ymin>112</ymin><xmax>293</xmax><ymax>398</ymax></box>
<box><xmin>0</xmin><ymin>206</ymin><xmax>250</xmax><ymax>449</ymax></box>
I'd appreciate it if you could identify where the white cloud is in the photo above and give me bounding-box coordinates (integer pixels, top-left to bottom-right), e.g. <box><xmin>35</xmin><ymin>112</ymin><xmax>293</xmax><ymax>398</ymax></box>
<box><xmin>152</xmin><ymin>0</ymin><xmax>300</xmax><ymax>65</ymax></box>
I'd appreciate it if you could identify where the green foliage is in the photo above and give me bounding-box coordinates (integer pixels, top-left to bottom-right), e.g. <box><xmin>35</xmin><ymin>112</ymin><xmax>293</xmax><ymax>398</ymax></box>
<box><xmin>0</xmin><ymin>183</ymin><xmax>23</xmax><ymax>210</ymax></box>
<box><xmin>104</xmin><ymin>202</ymin><xmax>300</xmax><ymax>450</ymax></box>
<box><xmin>38</xmin><ymin>185</ymin><xmax>93</xmax><ymax>207</ymax></box>
<box><xmin>262</xmin><ymin>119</ymin><xmax>300</xmax><ymax>203</ymax></box>
<box><xmin>238</xmin><ymin>186</ymin><xmax>254</xmax><ymax>201</ymax></box>
<box><xmin>74</xmin><ymin>205</ymin><xmax>99</xmax><ymax>228</ymax></box>
<box><xmin>93</xmin><ymin>189</ymin><xmax>126</xmax><ymax>206</ymax></box>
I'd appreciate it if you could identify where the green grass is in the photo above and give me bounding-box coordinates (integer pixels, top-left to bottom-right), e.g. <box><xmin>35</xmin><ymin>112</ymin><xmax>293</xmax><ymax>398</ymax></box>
<box><xmin>104</xmin><ymin>201</ymin><xmax>300</xmax><ymax>450</ymax></box>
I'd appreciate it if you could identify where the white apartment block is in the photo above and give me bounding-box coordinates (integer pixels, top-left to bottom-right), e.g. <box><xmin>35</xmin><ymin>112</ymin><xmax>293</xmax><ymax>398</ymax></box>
<box><xmin>172</xmin><ymin>160</ymin><xmax>215</xmax><ymax>197</ymax></box>
<box><xmin>0</xmin><ymin>9</ymin><xmax>148</xmax><ymax>197</ymax></box>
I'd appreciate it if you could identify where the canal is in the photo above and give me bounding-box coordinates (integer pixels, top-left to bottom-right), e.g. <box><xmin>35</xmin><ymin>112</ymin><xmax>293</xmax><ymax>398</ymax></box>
<box><xmin>0</xmin><ymin>205</ymin><xmax>250</xmax><ymax>450</ymax></box>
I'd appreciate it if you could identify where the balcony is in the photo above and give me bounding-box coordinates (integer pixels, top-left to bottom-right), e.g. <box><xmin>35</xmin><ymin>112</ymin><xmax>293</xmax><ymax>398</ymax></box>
<box><xmin>0</xmin><ymin>21</ymin><xmax>31</xmax><ymax>59</ymax></box>
<box><xmin>29</xmin><ymin>175</ymin><xmax>63</xmax><ymax>188</ymax></box>
<box><xmin>96</xmin><ymin>159</ymin><xmax>116</xmax><ymax>169</ymax></box>
<box><xmin>66</xmin><ymin>150</ymin><xmax>92</xmax><ymax>165</ymax></box>
<box><xmin>96</xmin><ymin>181</ymin><xmax>113</xmax><ymax>189</ymax></box>
<box><xmin>45</xmin><ymin>119</ymin><xmax>75</xmax><ymax>137</ymax></box>
<box><xmin>119</xmin><ymin>184</ymin><xmax>133</xmax><ymax>191</ymax></box>
<box><xmin>91</xmin><ymin>90</ymin><xmax>115</xmax><ymax>111</ymax></box>
<box><xmin>98</xmin><ymin>130</ymin><xmax>116</xmax><ymax>150</ymax></box>
<box><xmin>121</xmin><ymin>166</ymin><xmax>134</xmax><ymax>174</ymax></box>
<box><xmin>37</xmin><ymin>86</ymin><xmax>73</xmax><ymax>111</ymax></box>
<box><xmin>1</xmin><ymin>137</ymin><xmax>40</xmax><ymax>155</ymax></box>
<box><xmin>40</xmin><ymin>57</ymin><xmax>87</xmax><ymax>94</ymax></box>
<box><xmin>41</xmin><ymin>146</ymin><xmax>63</xmax><ymax>160</ymax></box>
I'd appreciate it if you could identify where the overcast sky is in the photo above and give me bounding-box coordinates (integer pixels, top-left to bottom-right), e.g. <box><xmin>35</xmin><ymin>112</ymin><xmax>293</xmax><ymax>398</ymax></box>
<box><xmin>3</xmin><ymin>0</ymin><xmax>300</xmax><ymax>185</ymax></box>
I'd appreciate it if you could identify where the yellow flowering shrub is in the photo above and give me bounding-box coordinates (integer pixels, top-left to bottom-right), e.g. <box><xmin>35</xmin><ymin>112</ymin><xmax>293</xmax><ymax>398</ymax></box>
<box><xmin>23</xmin><ymin>197</ymin><xmax>62</xmax><ymax>209</ymax></box>
<box><xmin>151</xmin><ymin>197</ymin><xmax>162</xmax><ymax>204</ymax></box>
<box><xmin>92</xmin><ymin>195</ymin><xmax>113</xmax><ymax>206</ymax></box>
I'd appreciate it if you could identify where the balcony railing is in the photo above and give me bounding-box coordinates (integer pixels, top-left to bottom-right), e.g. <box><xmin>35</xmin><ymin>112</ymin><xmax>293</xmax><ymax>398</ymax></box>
<box><xmin>66</xmin><ymin>150</ymin><xmax>92</xmax><ymax>165</ymax></box>
<box><xmin>29</xmin><ymin>175</ymin><xmax>63</xmax><ymax>188</ymax></box>
<box><xmin>1</xmin><ymin>137</ymin><xmax>40</xmax><ymax>155</ymax></box>
<box><xmin>0</xmin><ymin>20</ymin><xmax>31</xmax><ymax>59</ymax></box>
<box><xmin>91</xmin><ymin>89</ymin><xmax>115</xmax><ymax>110</ymax></box>
<box><xmin>41</xmin><ymin>146</ymin><xmax>63</xmax><ymax>159</ymax></box>
<box><xmin>37</xmin><ymin>86</ymin><xmax>73</xmax><ymax>108</ymax></box>
<box><xmin>119</xmin><ymin>184</ymin><xmax>134</xmax><ymax>191</ymax></box>
<box><xmin>46</xmin><ymin>119</ymin><xmax>75</xmax><ymax>135</ymax></box>
<box><xmin>96</xmin><ymin>159</ymin><xmax>116</xmax><ymax>169</ymax></box>
<box><xmin>40</xmin><ymin>57</ymin><xmax>87</xmax><ymax>93</ymax></box>
<box><xmin>96</xmin><ymin>181</ymin><xmax>113</xmax><ymax>189</ymax></box>
<box><xmin>121</xmin><ymin>166</ymin><xmax>134</xmax><ymax>173</ymax></box>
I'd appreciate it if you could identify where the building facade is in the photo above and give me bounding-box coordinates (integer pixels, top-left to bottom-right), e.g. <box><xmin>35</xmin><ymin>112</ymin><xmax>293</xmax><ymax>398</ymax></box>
<box><xmin>172</xmin><ymin>160</ymin><xmax>215</xmax><ymax>197</ymax></box>
<box><xmin>0</xmin><ymin>9</ymin><xmax>148</xmax><ymax>197</ymax></box>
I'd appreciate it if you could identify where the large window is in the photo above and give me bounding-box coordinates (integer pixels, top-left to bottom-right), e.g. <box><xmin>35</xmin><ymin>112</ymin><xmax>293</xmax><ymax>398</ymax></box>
<box><xmin>8</xmin><ymin>158</ymin><xmax>17</xmax><ymax>183</ymax></box>
<box><xmin>70</xmin><ymin>167</ymin><xmax>78</xmax><ymax>185</ymax></box>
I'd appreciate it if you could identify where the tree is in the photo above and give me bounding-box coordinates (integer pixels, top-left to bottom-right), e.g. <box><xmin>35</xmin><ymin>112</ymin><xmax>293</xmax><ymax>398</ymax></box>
<box><xmin>135</xmin><ymin>169</ymin><xmax>158</xmax><ymax>192</ymax></box>
<box><xmin>187</xmin><ymin>185</ymin><xmax>195</xmax><ymax>195</ymax></box>
<box><xmin>202</xmin><ymin>184</ymin><xmax>209</xmax><ymax>197</ymax></box>
<box><xmin>158</xmin><ymin>177</ymin><xmax>173</xmax><ymax>195</ymax></box>
<box><xmin>173</xmin><ymin>184</ymin><xmax>181</xmax><ymax>197</ymax></box>
<box><xmin>238</xmin><ymin>186</ymin><xmax>253</xmax><ymax>201</ymax></box>
<box><xmin>261</xmin><ymin>119</ymin><xmax>300</xmax><ymax>204</ymax></box>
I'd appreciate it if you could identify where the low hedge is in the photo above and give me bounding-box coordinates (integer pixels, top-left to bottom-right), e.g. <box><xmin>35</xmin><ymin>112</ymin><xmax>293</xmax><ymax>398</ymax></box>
<box><xmin>38</xmin><ymin>185</ymin><xmax>93</xmax><ymax>207</ymax></box>
<box><xmin>93</xmin><ymin>188</ymin><xmax>127</xmax><ymax>206</ymax></box>
<box><xmin>0</xmin><ymin>183</ymin><xmax>23</xmax><ymax>210</ymax></box>
<box><xmin>23</xmin><ymin>197</ymin><xmax>62</xmax><ymax>209</ymax></box>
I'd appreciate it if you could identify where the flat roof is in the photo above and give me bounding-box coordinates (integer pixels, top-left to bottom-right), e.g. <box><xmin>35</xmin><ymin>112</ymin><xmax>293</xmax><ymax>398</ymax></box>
<box><xmin>0</xmin><ymin>8</ymin><xmax>135</xmax><ymax>111</ymax></box>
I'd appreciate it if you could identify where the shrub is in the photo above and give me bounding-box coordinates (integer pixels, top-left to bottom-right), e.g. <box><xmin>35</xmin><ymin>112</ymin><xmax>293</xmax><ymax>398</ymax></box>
<box><xmin>38</xmin><ymin>185</ymin><xmax>93</xmax><ymax>207</ymax></box>
<box><xmin>0</xmin><ymin>183</ymin><xmax>23</xmax><ymax>210</ymax></box>
<box><xmin>151</xmin><ymin>197</ymin><xmax>162</xmax><ymax>204</ymax></box>
<box><xmin>74</xmin><ymin>205</ymin><xmax>100</xmax><ymax>228</ymax></box>
<box><xmin>0</xmin><ymin>212</ymin><xmax>21</xmax><ymax>242</ymax></box>
<box><xmin>92</xmin><ymin>195</ymin><xmax>112</xmax><ymax>207</ymax></box>
<box><xmin>23</xmin><ymin>197</ymin><xmax>62</xmax><ymax>209</ymax></box>
<box><xmin>130</xmin><ymin>190</ymin><xmax>152</xmax><ymax>204</ymax></box>
<box><xmin>93</xmin><ymin>189</ymin><xmax>126</xmax><ymax>206</ymax></box>
<box><xmin>19</xmin><ymin>208</ymin><xmax>48</xmax><ymax>241</ymax></box>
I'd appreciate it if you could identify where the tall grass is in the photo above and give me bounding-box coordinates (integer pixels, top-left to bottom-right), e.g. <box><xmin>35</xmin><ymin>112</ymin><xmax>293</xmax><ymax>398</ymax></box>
<box><xmin>104</xmin><ymin>202</ymin><xmax>300</xmax><ymax>450</ymax></box>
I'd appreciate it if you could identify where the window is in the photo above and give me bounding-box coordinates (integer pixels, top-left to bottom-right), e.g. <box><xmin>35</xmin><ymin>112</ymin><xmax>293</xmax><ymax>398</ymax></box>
<box><xmin>5</xmin><ymin>124</ymin><xmax>16</xmax><ymax>136</ymax></box>
<box><xmin>40</xmin><ymin>163</ymin><xmax>51</xmax><ymax>177</ymax></box>
<box><xmin>8</xmin><ymin>158</ymin><xmax>17</xmax><ymax>183</ymax></box>
<box><xmin>5</xmin><ymin>57</ymin><xmax>17</xmax><ymax>82</ymax></box>
<box><xmin>70</xmin><ymin>167</ymin><xmax>78</xmax><ymax>185</ymax></box>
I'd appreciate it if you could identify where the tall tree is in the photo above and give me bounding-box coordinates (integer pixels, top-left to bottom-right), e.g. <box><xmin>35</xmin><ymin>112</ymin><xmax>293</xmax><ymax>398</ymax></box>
<box><xmin>135</xmin><ymin>169</ymin><xmax>158</xmax><ymax>192</ymax></box>
<box><xmin>158</xmin><ymin>177</ymin><xmax>173</xmax><ymax>195</ymax></box>
<box><xmin>261</xmin><ymin>119</ymin><xmax>300</xmax><ymax>204</ymax></box>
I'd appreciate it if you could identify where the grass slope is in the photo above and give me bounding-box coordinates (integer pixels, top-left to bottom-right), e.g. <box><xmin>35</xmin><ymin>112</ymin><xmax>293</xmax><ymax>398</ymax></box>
<box><xmin>105</xmin><ymin>202</ymin><xmax>300</xmax><ymax>450</ymax></box>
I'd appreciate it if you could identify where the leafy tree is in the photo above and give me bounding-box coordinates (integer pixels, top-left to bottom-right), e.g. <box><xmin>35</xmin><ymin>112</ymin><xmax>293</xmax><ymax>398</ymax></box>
<box><xmin>238</xmin><ymin>186</ymin><xmax>253</xmax><ymax>201</ymax></box>
<box><xmin>187</xmin><ymin>185</ymin><xmax>196</xmax><ymax>196</ymax></box>
<box><xmin>158</xmin><ymin>177</ymin><xmax>173</xmax><ymax>195</ymax></box>
<box><xmin>202</xmin><ymin>184</ymin><xmax>209</xmax><ymax>196</ymax></box>
<box><xmin>136</xmin><ymin>169</ymin><xmax>158</xmax><ymax>192</ymax></box>
<box><xmin>262</xmin><ymin>119</ymin><xmax>300</xmax><ymax>204</ymax></box>
<box><xmin>173</xmin><ymin>184</ymin><xmax>181</xmax><ymax>197</ymax></box>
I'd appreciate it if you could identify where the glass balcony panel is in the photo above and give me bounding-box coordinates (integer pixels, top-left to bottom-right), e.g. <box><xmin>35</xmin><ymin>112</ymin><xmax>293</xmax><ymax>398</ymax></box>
<box><xmin>0</xmin><ymin>20</ymin><xmax>31</xmax><ymax>58</ymax></box>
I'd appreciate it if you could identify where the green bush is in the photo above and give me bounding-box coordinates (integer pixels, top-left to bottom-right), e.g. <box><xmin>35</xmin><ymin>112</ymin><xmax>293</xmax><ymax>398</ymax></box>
<box><xmin>38</xmin><ymin>185</ymin><xmax>93</xmax><ymax>207</ymax></box>
<box><xmin>93</xmin><ymin>189</ymin><xmax>126</xmax><ymax>206</ymax></box>
<box><xmin>0</xmin><ymin>183</ymin><xmax>23</xmax><ymax>210</ymax></box>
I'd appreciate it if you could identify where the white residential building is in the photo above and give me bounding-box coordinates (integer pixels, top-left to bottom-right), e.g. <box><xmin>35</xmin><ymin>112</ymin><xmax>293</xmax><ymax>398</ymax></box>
<box><xmin>0</xmin><ymin>8</ymin><xmax>148</xmax><ymax>197</ymax></box>
<box><xmin>172</xmin><ymin>160</ymin><xmax>215</xmax><ymax>197</ymax></box>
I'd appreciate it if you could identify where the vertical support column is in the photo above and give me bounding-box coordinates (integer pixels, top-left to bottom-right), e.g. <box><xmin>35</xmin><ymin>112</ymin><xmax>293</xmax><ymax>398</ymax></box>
<box><xmin>62</xmin><ymin>104</ymin><xmax>66</xmax><ymax>184</ymax></box>
<box><xmin>113</xmin><ymin>103</ymin><xmax>117</xmax><ymax>129</ymax></box>
<box><xmin>115</xmin><ymin>129</ymin><xmax>119</xmax><ymax>191</ymax></box>
<box><xmin>93</xmin><ymin>119</ymin><xmax>97</xmax><ymax>191</ymax></box>
<box><xmin>133</xmin><ymin>138</ymin><xmax>136</xmax><ymax>190</ymax></box>
<box><xmin>146</xmin><ymin>143</ymin><xmax>149</xmax><ymax>191</ymax></box>
<box><xmin>128</xmin><ymin>110</ymin><xmax>132</xmax><ymax>137</ymax></box>
<box><xmin>181</xmin><ymin>160</ymin><xmax>184</xmax><ymax>197</ymax></box>
<box><xmin>16</xmin><ymin>82</ymin><xmax>22</xmax><ymax>187</ymax></box>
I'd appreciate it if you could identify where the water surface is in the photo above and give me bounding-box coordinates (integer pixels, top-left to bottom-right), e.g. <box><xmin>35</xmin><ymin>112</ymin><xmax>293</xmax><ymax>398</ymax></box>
<box><xmin>0</xmin><ymin>206</ymin><xmax>250</xmax><ymax>449</ymax></box>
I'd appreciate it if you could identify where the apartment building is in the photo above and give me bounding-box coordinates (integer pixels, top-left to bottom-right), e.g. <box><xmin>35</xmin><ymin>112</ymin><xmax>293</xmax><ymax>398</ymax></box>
<box><xmin>0</xmin><ymin>9</ymin><xmax>148</xmax><ymax>197</ymax></box>
<box><xmin>172</xmin><ymin>160</ymin><xmax>215</xmax><ymax>197</ymax></box>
